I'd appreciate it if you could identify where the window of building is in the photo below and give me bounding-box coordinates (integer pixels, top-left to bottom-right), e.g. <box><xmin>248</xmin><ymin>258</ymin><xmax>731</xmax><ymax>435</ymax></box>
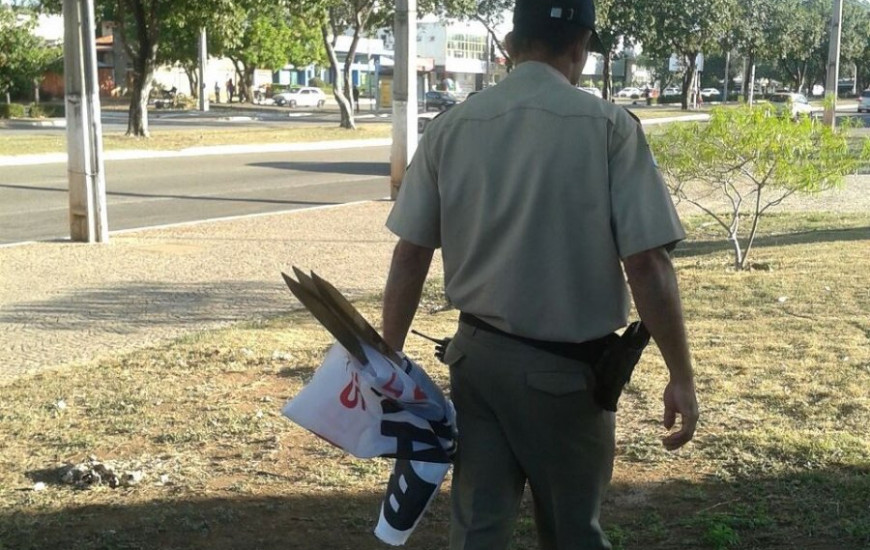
<box><xmin>446</xmin><ymin>33</ymin><xmax>486</xmax><ymax>60</ymax></box>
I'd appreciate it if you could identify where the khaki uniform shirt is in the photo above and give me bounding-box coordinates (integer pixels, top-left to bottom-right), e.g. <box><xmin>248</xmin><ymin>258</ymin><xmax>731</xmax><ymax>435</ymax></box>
<box><xmin>387</xmin><ymin>61</ymin><xmax>685</xmax><ymax>343</ymax></box>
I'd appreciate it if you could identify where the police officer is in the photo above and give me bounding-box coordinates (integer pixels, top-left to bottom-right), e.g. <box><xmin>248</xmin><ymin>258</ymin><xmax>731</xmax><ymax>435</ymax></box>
<box><xmin>381</xmin><ymin>0</ymin><xmax>699</xmax><ymax>548</ymax></box>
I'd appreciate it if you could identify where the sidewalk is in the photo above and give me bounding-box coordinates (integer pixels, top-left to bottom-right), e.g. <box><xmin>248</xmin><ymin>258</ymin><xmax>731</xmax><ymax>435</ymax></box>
<box><xmin>0</xmin><ymin>200</ymin><xmax>430</xmax><ymax>385</ymax></box>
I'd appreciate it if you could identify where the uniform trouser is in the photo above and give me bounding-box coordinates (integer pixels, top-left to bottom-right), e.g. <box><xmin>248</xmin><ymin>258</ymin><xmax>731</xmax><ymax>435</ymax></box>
<box><xmin>443</xmin><ymin>321</ymin><xmax>616</xmax><ymax>550</ymax></box>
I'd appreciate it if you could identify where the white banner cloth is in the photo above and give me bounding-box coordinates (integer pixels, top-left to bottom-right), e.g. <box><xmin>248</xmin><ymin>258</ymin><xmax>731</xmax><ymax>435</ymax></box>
<box><xmin>283</xmin><ymin>342</ymin><xmax>456</xmax><ymax>545</ymax></box>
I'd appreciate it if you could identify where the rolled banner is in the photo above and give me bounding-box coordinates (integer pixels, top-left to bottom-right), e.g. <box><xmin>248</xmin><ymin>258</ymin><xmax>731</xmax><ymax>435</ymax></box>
<box><xmin>375</xmin><ymin>459</ymin><xmax>450</xmax><ymax>546</ymax></box>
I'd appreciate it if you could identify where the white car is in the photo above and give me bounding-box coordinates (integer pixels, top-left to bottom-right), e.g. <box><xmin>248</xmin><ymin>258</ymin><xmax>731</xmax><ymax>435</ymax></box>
<box><xmin>273</xmin><ymin>86</ymin><xmax>327</xmax><ymax>108</ymax></box>
<box><xmin>662</xmin><ymin>87</ymin><xmax>681</xmax><ymax>96</ymax></box>
<box><xmin>616</xmin><ymin>87</ymin><xmax>643</xmax><ymax>98</ymax></box>
<box><xmin>858</xmin><ymin>90</ymin><xmax>870</xmax><ymax>113</ymax></box>
<box><xmin>700</xmin><ymin>88</ymin><xmax>721</xmax><ymax>98</ymax></box>
<box><xmin>579</xmin><ymin>86</ymin><xmax>602</xmax><ymax>98</ymax></box>
<box><xmin>768</xmin><ymin>92</ymin><xmax>815</xmax><ymax>118</ymax></box>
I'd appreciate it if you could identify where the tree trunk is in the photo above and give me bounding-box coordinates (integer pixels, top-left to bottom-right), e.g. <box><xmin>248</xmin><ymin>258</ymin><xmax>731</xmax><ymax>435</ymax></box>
<box><xmin>474</xmin><ymin>15</ymin><xmax>511</xmax><ymax>70</ymax></box>
<box><xmin>681</xmin><ymin>54</ymin><xmax>698</xmax><ymax>110</ymax></box>
<box><xmin>183</xmin><ymin>64</ymin><xmax>198</xmax><ymax>99</ymax></box>
<box><xmin>322</xmin><ymin>25</ymin><xmax>355</xmax><ymax>130</ymax></box>
<box><xmin>126</xmin><ymin>59</ymin><xmax>154</xmax><ymax>137</ymax></box>
<box><xmin>243</xmin><ymin>66</ymin><xmax>255</xmax><ymax>103</ymax></box>
<box><xmin>731</xmin><ymin>234</ymin><xmax>745</xmax><ymax>270</ymax></box>
<box><xmin>748</xmin><ymin>62</ymin><xmax>757</xmax><ymax>106</ymax></box>
<box><xmin>602</xmin><ymin>54</ymin><xmax>613</xmax><ymax>101</ymax></box>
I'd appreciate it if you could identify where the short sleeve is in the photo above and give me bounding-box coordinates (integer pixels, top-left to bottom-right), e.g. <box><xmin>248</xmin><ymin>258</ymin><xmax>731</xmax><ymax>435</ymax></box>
<box><xmin>386</xmin><ymin>132</ymin><xmax>442</xmax><ymax>249</ymax></box>
<box><xmin>608</xmin><ymin>116</ymin><xmax>685</xmax><ymax>258</ymax></box>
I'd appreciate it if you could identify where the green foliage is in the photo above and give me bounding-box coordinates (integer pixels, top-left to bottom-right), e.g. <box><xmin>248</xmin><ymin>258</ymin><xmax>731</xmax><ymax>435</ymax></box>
<box><xmin>0</xmin><ymin>103</ymin><xmax>27</xmax><ymax>118</ymax></box>
<box><xmin>702</xmin><ymin>521</ymin><xmax>740</xmax><ymax>549</ymax></box>
<box><xmin>0</xmin><ymin>6</ymin><xmax>60</xmax><ymax>99</ymax></box>
<box><xmin>634</xmin><ymin>0</ymin><xmax>735</xmax><ymax>107</ymax></box>
<box><xmin>650</xmin><ymin>105</ymin><xmax>870</xmax><ymax>270</ymax></box>
<box><xmin>27</xmin><ymin>102</ymin><xmax>63</xmax><ymax>118</ymax></box>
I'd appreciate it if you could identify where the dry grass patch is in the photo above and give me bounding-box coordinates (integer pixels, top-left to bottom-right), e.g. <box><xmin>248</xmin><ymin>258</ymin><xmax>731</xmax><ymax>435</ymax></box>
<box><xmin>0</xmin><ymin>124</ymin><xmax>393</xmax><ymax>156</ymax></box>
<box><xmin>1</xmin><ymin>213</ymin><xmax>868</xmax><ymax>550</ymax></box>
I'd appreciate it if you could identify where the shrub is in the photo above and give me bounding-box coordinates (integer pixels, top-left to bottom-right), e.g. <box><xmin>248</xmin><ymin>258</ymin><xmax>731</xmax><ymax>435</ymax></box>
<box><xmin>28</xmin><ymin>103</ymin><xmax>64</xmax><ymax>118</ymax></box>
<box><xmin>0</xmin><ymin>103</ymin><xmax>28</xmax><ymax>118</ymax></box>
<box><xmin>650</xmin><ymin>105</ymin><xmax>870</xmax><ymax>270</ymax></box>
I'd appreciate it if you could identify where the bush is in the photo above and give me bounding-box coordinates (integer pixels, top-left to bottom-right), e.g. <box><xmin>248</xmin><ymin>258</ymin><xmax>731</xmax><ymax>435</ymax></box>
<box><xmin>658</xmin><ymin>94</ymin><xmax>684</xmax><ymax>105</ymax></box>
<box><xmin>0</xmin><ymin>103</ymin><xmax>28</xmax><ymax>118</ymax></box>
<box><xmin>28</xmin><ymin>103</ymin><xmax>64</xmax><ymax>118</ymax></box>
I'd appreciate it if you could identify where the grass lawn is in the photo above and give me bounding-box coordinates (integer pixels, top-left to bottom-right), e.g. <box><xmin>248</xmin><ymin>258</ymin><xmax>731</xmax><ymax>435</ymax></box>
<box><xmin>0</xmin><ymin>124</ymin><xmax>394</xmax><ymax>157</ymax></box>
<box><xmin>1</xmin><ymin>211</ymin><xmax>869</xmax><ymax>550</ymax></box>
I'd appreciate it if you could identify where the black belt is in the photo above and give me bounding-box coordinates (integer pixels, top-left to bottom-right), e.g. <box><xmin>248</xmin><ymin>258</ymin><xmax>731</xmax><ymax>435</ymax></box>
<box><xmin>458</xmin><ymin>312</ymin><xmax>613</xmax><ymax>365</ymax></box>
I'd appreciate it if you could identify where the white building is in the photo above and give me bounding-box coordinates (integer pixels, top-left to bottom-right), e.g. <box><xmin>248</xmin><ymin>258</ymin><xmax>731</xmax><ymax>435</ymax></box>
<box><xmin>416</xmin><ymin>18</ymin><xmax>494</xmax><ymax>95</ymax></box>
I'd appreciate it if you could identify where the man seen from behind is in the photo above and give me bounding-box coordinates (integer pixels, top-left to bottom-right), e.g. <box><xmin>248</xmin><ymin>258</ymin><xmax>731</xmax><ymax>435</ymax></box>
<box><xmin>382</xmin><ymin>1</ymin><xmax>700</xmax><ymax>548</ymax></box>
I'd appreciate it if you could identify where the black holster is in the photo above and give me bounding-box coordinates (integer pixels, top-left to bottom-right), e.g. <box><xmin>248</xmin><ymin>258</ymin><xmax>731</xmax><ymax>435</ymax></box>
<box><xmin>591</xmin><ymin>321</ymin><xmax>650</xmax><ymax>412</ymax></box>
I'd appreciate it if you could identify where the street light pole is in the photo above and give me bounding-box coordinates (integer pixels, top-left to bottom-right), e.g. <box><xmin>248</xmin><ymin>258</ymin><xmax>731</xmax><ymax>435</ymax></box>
<box><xmin>198</xmin><ymin>27</ymin><xmax>209</xmax><ymax>112</ymax></box>
<box><xmin>390</xmin><ymin>0</ymin><xmax>417</xmax><ymax>200</ymax></box>
<box><xmin>63</xmin><ymin>0</ymin><xmax>108</xmax><ymax>243</ymax></box>
<box><xmin>823</xmin><ymin>0</ymin><xmax>844</xmax><ymax>128</ymax></box>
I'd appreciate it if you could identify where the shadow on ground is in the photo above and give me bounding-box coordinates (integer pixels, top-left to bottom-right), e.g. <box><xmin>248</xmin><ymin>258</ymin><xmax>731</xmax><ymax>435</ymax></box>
<box><xmin>0</xmin><ymin>280</ymin><xmax>288</xmax><ymax>332</ymax></box>
<box><xmin>3</xmin><ymin>465</ymin><xmax>868</xmax><ymax>550</ymax></box>
<box><xmin>676</xmin><ymin>226</ymin><xmax>870</xmax><ymax>259</ymax></box>
<box><xmin>249</xmin><ymin>161</ymin><xmax>390</xmax><ymax>177</ymax></box>
<box><xmin>0</xmin><ymin>280</ymin><xmax>380</xmax><ymax>333</ymax></box>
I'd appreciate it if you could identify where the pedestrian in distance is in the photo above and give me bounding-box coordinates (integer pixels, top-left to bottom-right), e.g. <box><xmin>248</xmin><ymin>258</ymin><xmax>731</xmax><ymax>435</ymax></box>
<box><xmin>226</xmin><ymin>79</ymin><xmax>235</xmax><ymax>103</ymax></box>
<box><xmin>353</xmin><ymin>85</ymin><xmax>361</xmax><ymax>113</ymax></box>
<box><xmin>214</xmin><ymin>81</ymin><xmax>220</xmax><ymax>104</ymax></box>
<box><xmin>381</xmin><ymin>0</ymin><xmax>700</xmax><ymax>548</ymax></box>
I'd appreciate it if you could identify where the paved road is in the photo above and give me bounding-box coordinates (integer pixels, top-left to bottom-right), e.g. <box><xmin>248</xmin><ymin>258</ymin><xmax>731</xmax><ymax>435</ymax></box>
<box><xmin>0</xmin><ymin>145</ymin><xmax>391</xmax><ymax>245</ymax></box>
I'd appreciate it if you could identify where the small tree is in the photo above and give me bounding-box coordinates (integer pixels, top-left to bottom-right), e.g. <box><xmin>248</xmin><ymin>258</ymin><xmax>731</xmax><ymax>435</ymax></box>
<box><xmin>650</xmin><ymin>105</ymin><xmax>870</xmax><ymax>270</ymax></box>
<box><xmin>0</xmin><ymin>6</ymin><xmax>59</xmax><ymax>103</ymax></box>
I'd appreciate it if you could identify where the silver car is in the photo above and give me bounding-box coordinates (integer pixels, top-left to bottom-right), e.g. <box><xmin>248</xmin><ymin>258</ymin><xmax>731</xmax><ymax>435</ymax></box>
<box><xmin>273</xmin><ymin>86</ymin><xmax>327</xmax><ymax>108</ymax></box>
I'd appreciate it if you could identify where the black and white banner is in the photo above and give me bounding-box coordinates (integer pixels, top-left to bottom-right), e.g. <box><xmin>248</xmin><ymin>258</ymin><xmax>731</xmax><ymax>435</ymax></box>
<box><xmin>283</xmin><ymin>342</ymin><xmax>456</xmax><ymax>546</ymax></box>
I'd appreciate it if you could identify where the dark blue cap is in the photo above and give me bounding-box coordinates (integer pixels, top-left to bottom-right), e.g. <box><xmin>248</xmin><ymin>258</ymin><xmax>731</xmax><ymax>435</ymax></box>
<box><xmin>513</xmin><ymin>0</ymin><xmax>605</xmax><ymax>53</ymax></box>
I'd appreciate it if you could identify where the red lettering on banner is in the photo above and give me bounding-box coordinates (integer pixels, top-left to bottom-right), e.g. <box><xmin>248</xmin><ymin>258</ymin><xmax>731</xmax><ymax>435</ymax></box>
<box><xmin>340</xmin><ymin>372</ymin><xmax>366</xmax><ymax>411</ymax></box>
<box><xmin>382</xmin><ymin>373</ymin><xmax>403</xmax><ymax>398</ymax></box>
<box><xmin>413</xmin><ymin>386</ymin><xmax>427</xmax><ymax>400</ymax></box>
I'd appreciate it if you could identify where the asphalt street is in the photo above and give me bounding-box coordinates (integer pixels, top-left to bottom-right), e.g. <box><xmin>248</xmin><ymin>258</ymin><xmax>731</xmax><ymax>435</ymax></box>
<box><xmin>0</xmin><ymin>145</ymin><xmax>391</xmax><ymax>245</ymax></box>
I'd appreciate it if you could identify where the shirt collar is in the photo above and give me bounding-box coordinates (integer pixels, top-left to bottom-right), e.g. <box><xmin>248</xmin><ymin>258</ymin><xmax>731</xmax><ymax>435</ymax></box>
<box><xmin>513</xmin><ymin>60</ymin><xmax>571</xmax><ymax>85</ymax></box>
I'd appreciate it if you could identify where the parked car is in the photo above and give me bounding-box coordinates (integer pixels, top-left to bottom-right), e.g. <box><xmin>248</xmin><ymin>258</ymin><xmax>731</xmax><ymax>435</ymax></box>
<box><xmin>424</xmin><ymin>91</ymin><xmax>458</xmax><ymax>111</ymax></box>
<box><xmin>858</xmin><ymin>90</ymin><xmax>870</xmax><ymax>113</ymax></box>
<box><xmin>418</xmin><ymin>111</ymin><xmax>438</xmax><ymax>135</ymax></box>
<box><xmin>578</xmin><ymin>86</ymin><xmax>603</xmax><ymax>98</ymax></box>
<box><xmin>616</xmin><ymin>86</ymin><xmax>643</xmax><ymax>98</ymax></box>
<box><xmin>700</xmin><ymin>88</ymin><xmax>721</xmax><ymax>99</ymax></box>
<box><xmin>662</xmin><ymin>87</ymin><xmax>681</xmax><ymax>96</ymax></box>
<box><xmin>273</xmin><ymin>86</ymin><xmax>327</xmax><ymax>108</ymax></box>
<box><xmin>768</xmin><ymin>92</ymin><xmax>815</xmax><ymax>118</ymax></box>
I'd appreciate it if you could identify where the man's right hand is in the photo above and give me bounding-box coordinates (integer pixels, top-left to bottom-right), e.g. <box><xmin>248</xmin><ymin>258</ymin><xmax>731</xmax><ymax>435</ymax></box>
<box><xmin>661</xmin><ymin>378</ymin><xmax>699</xmax><ymax>451</ymax></box>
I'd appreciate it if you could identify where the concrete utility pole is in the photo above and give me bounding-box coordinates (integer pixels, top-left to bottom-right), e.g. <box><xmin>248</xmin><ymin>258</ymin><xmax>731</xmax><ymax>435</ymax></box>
<box><xmin>723</xmin><ymin>51</ymin><xmax>730</xmax><ymax>105</ymax></box>
<box><xmin>390</xmin><ymin>0</ymin><xmax>418</xmax><ymax>200</ymax></box>
<box><xmin>198</xmin><ymin>27</ymin><xmax>209</xmax><ymax>112</ymax></box>
<box><xmin>63</xmin><ymin>0</ymin><xmax>108</xmax><ymax>243</ymax></box>
<box><xmin>823</xmin><ymin>0</ymin><xmax>844</xmax><ymax>128</ymax></box>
